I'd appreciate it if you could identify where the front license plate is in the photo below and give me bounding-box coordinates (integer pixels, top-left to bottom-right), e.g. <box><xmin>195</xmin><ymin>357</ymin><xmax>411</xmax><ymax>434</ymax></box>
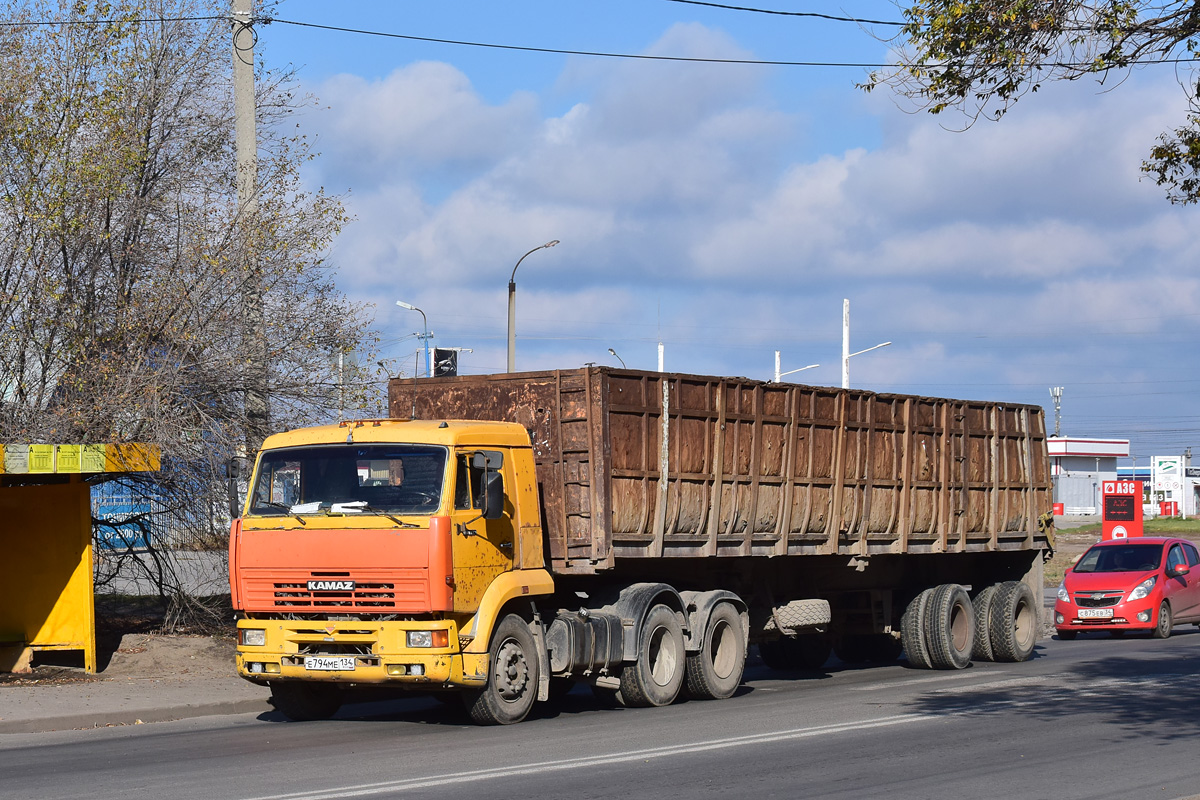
<box><xmin>1077</xmin><ymin>608</ymin><xmax>1114</xmax><ymax>619</ymax></box>
<box><xmin>304</xmin><ymin>656</ymin><xmax>356</xmax><ymax>671</ymax></box>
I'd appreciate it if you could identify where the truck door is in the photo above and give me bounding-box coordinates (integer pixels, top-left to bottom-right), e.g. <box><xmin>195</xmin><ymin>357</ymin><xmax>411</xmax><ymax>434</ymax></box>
<box><xmin>449</xmin><ymin>449</ymin><xmax>515</xmax><ymax>613</ymax></box>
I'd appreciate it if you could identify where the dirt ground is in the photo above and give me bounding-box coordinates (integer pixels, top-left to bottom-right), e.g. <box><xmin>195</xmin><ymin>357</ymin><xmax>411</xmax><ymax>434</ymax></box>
<box><xmin>0</xmin><ymin>595</ymin><xmax>235</xmax><ymax>687</ymax></box>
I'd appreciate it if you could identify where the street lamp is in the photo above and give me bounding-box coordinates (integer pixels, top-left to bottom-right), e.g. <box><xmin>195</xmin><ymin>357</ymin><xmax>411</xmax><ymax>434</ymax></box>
<box><xmin>396</xmin><ymin>300</ymin><xmax>432</xmax><ymax>378</ymax></box>
<box><xmin>841</xmin><ymin>298</ymin><xmax>890</xmax><ymax>389</ymax></box>
<box><xmin>608</xmin><ymin>348</ymin><xmax>627</xmax><ymax>369</ymax></box>
<box><xmin>772</xmin><ymin>351</ymin><xmax>819</xmax><ymax>383</ymax></box>
<box><xmin>507</xmin><ymin>239</ymin><xmax>560</xmax><ymax>372</ymax></box>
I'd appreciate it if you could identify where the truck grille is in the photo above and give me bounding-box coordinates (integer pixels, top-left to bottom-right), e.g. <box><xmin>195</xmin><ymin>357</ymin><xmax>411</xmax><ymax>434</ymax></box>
<box><xmin>274</xmin><ymin>581</ymin><xmax>396</xmax><ymax>609</ymax></box>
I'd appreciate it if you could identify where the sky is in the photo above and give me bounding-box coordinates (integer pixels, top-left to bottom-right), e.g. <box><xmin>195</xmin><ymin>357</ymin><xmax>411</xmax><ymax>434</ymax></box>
<box><xmin>255</xmin><ymin>0</ymin><xmax>1200</xmax><ymax>462</ymax></box>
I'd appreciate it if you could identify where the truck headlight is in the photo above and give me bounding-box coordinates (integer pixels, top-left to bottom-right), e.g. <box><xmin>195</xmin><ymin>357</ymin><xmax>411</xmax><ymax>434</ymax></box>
<box><xmin>1127</xmin><ymin>576</ymin><xmax>1157</xmax><ymax>602</ymax></box>
<box><xmin>240</xmin><ymin>628</ymin><xmax>266</xmax><ymax>647</ymax></box>
<box><xmin>406</xmin><ymin>630</ymin><xmax>449</xmax><ymax>648</ymax></box>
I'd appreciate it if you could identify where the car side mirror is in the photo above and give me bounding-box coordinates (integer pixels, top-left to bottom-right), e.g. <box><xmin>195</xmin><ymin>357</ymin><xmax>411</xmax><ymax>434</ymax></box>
<box><xmin>1169</xmin><ymin>564</ymin><xmax>1191</xmax><ymax>578</ymax></box>
<box><xmin>482</xmin><ymin>470</ymin><xmax>505</xmax><ymax>520</ymax></box>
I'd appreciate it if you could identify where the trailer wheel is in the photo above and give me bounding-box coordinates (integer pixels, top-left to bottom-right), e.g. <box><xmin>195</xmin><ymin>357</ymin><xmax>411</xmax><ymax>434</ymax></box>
<box><xmin>685</xmin><ymin>603</ymin><xmax>746</xmax><ymax>700</ymax></box>
<box><xmin>989</xmin><ymin>581</ymin><xmax>1038</xmax><ymax>662</ymax></box>
<box><xmin>925</xmin><ymin>584</ymin><xmax>974</xmax><ymax>670</ymax></box>
<box><xmin>269</xmin><ymin>682</ymin><xmax>342</xmax><ymax>721</ymax></box>
<box><xmin>901</xmin><ymin>588</ymin><xmax>934</xmax><ymax>669</ymax></box>
<box><xmin>464</xmin><ymin>613</ymin><xmax>540</xmax><ymax>725</ymax></box>
<box><xmin>620</xmin><ymin>604</ymin><xmax>685</xmax><ymax>707</ymax></box>
<box><xmin>758</xmin><ymin>635</ymin><xmax>831</xmax><ymax>671</ymax></box>
<box><xmin>970</xmin><ymin>585</ymin><xmax>999</xmax><ymax>662</ymax></box>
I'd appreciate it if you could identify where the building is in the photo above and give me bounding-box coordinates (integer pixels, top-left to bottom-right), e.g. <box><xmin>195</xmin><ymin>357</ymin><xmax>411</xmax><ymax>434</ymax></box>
<box><xmin>1048</xmin><ymin>437</ymin><xmax>1129</xmax><ymax>515</ymax></box>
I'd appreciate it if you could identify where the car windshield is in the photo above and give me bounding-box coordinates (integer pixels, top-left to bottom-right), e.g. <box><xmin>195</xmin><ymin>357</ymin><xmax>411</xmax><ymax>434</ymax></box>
<box><xmin>1073</xmin><ymin>543</ymin><xmax>1163</xmax><ymax>574</ymax></box>
<box><xmin>249</xmin><ymin>444</ymin><xmax>447</xmax><ymax>516</ymax></box>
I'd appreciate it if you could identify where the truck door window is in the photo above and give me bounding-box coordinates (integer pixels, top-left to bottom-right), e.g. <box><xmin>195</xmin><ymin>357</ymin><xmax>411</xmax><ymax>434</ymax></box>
<box><xmin>454</xmin><ymin>454</ymin><xmax>476</xmax><ymax>510</ymax></box>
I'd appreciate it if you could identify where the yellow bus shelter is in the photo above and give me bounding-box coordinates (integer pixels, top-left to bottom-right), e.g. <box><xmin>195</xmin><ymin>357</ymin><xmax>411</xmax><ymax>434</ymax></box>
<box><xmin>0</xmin><ymin>443</ymin><xmax>160</xmax><ymax>673</ymax></box>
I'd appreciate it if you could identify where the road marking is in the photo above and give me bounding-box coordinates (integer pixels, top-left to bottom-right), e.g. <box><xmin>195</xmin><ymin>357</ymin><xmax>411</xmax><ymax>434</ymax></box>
<box><xmin>240</xmin><ymin>713</ymin><xmax>935</xmax><ymax>800</ymax></box>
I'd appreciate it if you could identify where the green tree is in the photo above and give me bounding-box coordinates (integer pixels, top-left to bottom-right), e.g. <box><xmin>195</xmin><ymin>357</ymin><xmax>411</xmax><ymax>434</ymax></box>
<box><xmin>864</xmin><ymin>0</ymin><xmax>1200</xmax><ymax>203</ymax></box>
<box><xmin>0</xmin><ymin>0</ymin><xmax>379</xmax><ymax>621</ymax></box>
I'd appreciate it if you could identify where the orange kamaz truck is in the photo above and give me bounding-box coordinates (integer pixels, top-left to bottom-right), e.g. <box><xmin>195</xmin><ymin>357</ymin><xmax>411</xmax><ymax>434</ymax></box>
<box><xmin>231</xmin><ymin>368</ymin><xmax>1053</xmax><ymax>724</ymax></box>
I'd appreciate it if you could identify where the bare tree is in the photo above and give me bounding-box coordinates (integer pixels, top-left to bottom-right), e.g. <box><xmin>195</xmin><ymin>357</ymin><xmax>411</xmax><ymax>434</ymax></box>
<box><xmin>0</xmin><ymin>0</ymin><xmax>378</xmax><ymax>626</ymax></box>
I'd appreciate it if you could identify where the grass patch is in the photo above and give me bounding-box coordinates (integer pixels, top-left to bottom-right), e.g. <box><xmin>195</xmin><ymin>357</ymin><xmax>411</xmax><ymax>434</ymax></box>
<box><xmin>1065</xmin><ymin>517</ymin><xmax>1200</xmax><ymax>536</ymax></box>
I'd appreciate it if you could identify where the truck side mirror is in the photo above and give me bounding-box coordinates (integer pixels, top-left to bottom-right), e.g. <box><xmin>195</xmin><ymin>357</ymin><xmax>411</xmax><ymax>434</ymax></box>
<box><xmin>483</xmin><ymin>471</ymin><xmax>505</xmax><ymax>519</ymax></box>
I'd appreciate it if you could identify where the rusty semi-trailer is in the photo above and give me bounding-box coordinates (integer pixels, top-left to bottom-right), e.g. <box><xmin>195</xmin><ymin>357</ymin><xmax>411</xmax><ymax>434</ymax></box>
<box><xmin>232</xmin><ymin>367</ymin><xmax>1053</xmax><ymax>725</ymax></box>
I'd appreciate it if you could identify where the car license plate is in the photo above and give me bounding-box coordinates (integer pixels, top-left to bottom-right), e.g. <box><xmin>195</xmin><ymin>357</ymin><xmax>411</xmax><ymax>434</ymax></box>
<box><xmin>1077</xmin><ymin>608</ymin><xmax>1114</xmax><ymax>619</ymax></box>
<box><xmin>304</xmin><ymin>656</ymin><xmax>356</xmax><ymax>671</ymax></box>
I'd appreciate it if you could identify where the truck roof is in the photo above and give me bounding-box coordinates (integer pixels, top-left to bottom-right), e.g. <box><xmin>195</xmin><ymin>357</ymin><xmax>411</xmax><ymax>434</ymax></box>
<box><xmin>259</xmin><ymin>419</ymin><xmax>532</xmax><ymax>450</ymax></box>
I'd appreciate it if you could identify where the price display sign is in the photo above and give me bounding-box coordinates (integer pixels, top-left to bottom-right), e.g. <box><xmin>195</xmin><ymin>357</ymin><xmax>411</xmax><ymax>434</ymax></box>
<box><xmin>1102</xmin><ymin>481</ymin><xmax>1143</xmax><ymax>540</ymax></box>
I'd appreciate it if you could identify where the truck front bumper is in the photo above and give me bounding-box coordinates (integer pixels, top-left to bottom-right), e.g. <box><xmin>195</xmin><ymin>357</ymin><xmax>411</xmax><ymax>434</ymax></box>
<box><xmin>236</xmin><ymin>618</ymin><xmax>488</xmax><ymax>687</ymax></box>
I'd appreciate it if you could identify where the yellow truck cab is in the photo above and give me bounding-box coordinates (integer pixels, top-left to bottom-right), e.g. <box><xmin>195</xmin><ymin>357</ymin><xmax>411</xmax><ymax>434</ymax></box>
<box><xmin>231</xmin><ymin>418</ymin><xmax>553</xmax><ymax>724</ymax></box>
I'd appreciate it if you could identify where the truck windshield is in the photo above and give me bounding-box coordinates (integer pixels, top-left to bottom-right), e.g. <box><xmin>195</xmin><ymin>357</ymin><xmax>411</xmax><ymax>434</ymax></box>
<box><xmin>249</xmin><ymin>444</ymin><xmax>448</xmax><ymax>516</ymax></box>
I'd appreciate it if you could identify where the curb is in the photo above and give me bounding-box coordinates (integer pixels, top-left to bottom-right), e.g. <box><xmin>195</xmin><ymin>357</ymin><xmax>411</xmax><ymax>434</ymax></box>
<box><xmin>0</xmin><ymin>698</ymin><xmax>273</xmax><ymax>735</ymax></box>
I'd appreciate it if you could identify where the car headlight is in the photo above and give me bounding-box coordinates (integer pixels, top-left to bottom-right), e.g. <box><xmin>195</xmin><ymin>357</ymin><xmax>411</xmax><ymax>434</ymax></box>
<box><xmin>240</xmin><ymin>628</ymin><xmax>266</xmax><ymax>647</ymax></box>
<box><xmin>1127</xmin><ymin>576</ymin><xmax>1157</xmax><ymax>602</ymax></box>
<box><xmin>1057</xmin><ymin>583</ymin><xmax>1069</xmax><ymax>602</ymax></box>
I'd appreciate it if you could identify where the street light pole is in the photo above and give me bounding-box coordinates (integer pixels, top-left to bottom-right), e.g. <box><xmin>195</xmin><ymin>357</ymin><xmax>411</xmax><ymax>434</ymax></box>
<box><xmin>396</xmin><ymin>300</ymin><xmax>431</xmax><ymax>377</ymax></box>
<box><xmin>841</xmin><ymin>299</ymin><xmax>891</xmax><ymax>389</ymax></box>
<box><xmin>507</xmin><ymin>239</ymin><xmax>560</xmax><ymax>372</ymax></box>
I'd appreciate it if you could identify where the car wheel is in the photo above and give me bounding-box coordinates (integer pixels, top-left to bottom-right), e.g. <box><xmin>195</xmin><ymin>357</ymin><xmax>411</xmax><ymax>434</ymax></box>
<box><xmin>1152</xmin><ymin>601</ymin><xmax>1173</xmax><ymax>640</ymax></box>
<box><xmin>989</xmin><ymin>581</ymin><xmax>1037</xmax><ymax>662</ymax></box>
<box><xmin>1056</xmin><ymin>629</ymin><xmax>1077</xmax><ymax>641</ymax></box>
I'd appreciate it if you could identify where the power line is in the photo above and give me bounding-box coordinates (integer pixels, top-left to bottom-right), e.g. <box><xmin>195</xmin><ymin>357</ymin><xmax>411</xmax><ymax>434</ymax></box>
<box><xmin>663</xmin><ymin>0</ymin><xmax>904</xmax><ymax>26</ymax></box>
<box><xmin>267</xmin><ymin>17</ymin><xmax>1200</xmax><ymax>70</ymax></box>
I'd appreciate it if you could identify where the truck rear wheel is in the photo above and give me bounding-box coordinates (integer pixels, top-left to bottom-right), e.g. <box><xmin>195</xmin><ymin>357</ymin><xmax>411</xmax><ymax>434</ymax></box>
<box><xmin>901</xmin><ymin>588</ymin><xmax>934</xmax><ymax>669</ymax></box>
<box><xmin>464</xmin><ymin>613</ymin><xmax>540</xmax><ymax>725</ymax></box>
<box><xmin>620</xmin><ymin>604</ymin><xmax>685</xmax><ymax>707</ymax></box>
<box><xmin>989</xmin><ymin>581</ymin><xmax>1038</xmax><ymax>662</ymax></box>
<box><xmin>269</xmin><ymin>682</ymin><xmax>342</xmax><ymax>721</ymax></box>
<box><xmin>970</xmin><ymin>584</ymin><xmax>998</xmax><ymax>661</ymax></box>
<box><xmin>685</xmin><ymin>603</ymin><xmax>745</xmax><ymax>700</ymax></box>
<box><xmin>925</xmin><ymin>584</ymin><xmax>974</xmax><ymax>670</ymax></box>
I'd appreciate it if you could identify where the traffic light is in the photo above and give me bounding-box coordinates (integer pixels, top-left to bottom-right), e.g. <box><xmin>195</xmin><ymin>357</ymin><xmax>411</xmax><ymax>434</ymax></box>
<box><xmin>433</xmin><ymin>348</ymin><xmax>458</xmax><ymax>377</ymax></box>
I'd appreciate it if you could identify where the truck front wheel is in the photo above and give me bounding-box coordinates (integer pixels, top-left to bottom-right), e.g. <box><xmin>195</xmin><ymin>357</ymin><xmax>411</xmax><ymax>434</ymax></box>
<box><xmin>464</xmin><ymin>613</ymin><xmax>540</xmax><ymax>725</ymax></box>
<box><xmin>269</xmin><ymin>682</ymin><xmax>342</xmax><ymax>721</ymax></box>
<box><xmin>620</xmin><ymin>604</ymin><xmax>685</xmax><ymax>707</ymax></box>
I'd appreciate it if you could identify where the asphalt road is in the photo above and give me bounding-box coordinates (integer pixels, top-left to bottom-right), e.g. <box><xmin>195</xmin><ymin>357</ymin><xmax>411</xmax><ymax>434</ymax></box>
<box><xmin>6</xmin><ymin>631</ymin><xmax>1200</xmax><ymax>800</ymax></box>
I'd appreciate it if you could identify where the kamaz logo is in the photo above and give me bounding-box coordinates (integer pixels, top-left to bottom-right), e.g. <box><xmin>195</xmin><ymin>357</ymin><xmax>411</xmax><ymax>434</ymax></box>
<box><xmin>308</xmin><ymin>580</ymin><xmax>355</xmax><ymax>592</ymax></box>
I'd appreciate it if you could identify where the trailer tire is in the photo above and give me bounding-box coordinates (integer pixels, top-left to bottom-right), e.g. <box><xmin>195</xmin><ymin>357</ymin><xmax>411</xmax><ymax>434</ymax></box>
<box><xmin>269</xmin><ymin>682</ymin><xmax>342</xmax><ymax>721</ymax></box>
<box><xmin>989</xmin><ymin>581</ymin><xmax>1038</xmax><ymax>662</ymax></box>
<box><xmin>619</xmin><ymin>604</ymin><xmax>685</xmax><ymax>707</ymax></box>
<box><xmin>901</xmin><ymin>588</ymin><xmax>934</xmax><ymax>669</ymax></box>
<box><xmin>925</xmin><ymin>584</ymin><xmax>974</xmax><ymax>670</ymax></box>
<box><xmin>464</xmin><ymin>613</ymin><xmax>540</xmax><ymax>725</ymax></box>
<box><xmin>685</xmin><ymin>603</ymin><xmax>746</xmax><ymax>700</ymax></box>
<box><xmin>970</xmin><ymin>584</ymin><xmax>999</xmax><ymax>662</ymax></box>
<box><xmin>758</xmin><ymin>635</ymin><xmax>831</xmax><ymax>671</ymax></box>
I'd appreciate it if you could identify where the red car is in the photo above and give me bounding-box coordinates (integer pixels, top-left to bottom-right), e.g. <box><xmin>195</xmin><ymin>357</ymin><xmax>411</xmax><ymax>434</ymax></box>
<box><xmin>1055</xmin><ymin>536</ymin><xmax>1200</xmax><ymax>639</ymax></box>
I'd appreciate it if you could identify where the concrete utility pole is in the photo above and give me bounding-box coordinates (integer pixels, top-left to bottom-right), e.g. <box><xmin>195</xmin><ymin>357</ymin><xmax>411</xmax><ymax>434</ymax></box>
<box><xmin>506</xmin><ymin>240</ymin><xmax>559</xmax><ymax>372</ymax></box>
<box><xmin>841</xmin><ymin>298</ymin><xmax>891</xmax><ymax>390</ymax></box>
<box><xmin>233</xmin><ymin>0</ymin><xmax>268</xmax><ymax>447</ymax></box>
